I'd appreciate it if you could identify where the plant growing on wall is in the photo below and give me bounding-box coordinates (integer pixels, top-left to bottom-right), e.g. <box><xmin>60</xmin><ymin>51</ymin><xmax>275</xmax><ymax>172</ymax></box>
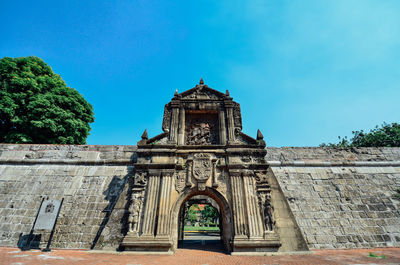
<box><xmin>0</xmin><ymin>56</ymin><xmax>94</xmax><ymax>144</ymax></box>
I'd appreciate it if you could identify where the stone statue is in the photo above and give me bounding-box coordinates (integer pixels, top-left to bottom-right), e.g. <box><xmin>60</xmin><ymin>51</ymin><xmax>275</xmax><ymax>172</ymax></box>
<box><xmin>263</xmin><ymin>195</ymin><xmax>274</xmax><ymax>231</ymax></box>
<box><xmin>128</xmin><ymin>193</ymin><xmax>143</xmax><ymax>233</ymax></box>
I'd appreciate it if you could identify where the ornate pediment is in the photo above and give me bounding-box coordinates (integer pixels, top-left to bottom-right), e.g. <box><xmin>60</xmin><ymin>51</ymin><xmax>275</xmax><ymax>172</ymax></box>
<box><xmin>138</xmin><ymin>78</ymin><xmax>265</xmax><ymax>148</ymax></box>
<box><xmin>178</xmin><ymin>78</ymin><xmax>226</xmax><ymax>100</ymax></box>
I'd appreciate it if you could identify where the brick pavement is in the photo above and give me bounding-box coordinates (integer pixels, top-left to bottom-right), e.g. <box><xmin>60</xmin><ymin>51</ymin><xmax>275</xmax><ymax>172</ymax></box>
<box><xmin>1</xmin><ymin>247</ymin><xmax>400</xmax><ymax>265</ymax></box>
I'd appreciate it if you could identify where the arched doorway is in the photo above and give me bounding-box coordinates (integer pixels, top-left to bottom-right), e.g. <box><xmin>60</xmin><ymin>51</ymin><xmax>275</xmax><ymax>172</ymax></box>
<box><xmin>171</xmin><ymin>187</ymin><xmax>233</xmax><ymax>253</ymax></box>
<box><xmin>178</xmin><ymin>196</ymin><xmax>221</xmax><ymax>251</ymax></box>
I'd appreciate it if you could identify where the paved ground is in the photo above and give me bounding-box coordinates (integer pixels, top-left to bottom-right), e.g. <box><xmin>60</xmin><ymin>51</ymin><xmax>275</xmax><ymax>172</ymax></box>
<box><xmin>1</xmin><ymin>246</ymin><xmax>400</xmax><ymax>265</ymax></box>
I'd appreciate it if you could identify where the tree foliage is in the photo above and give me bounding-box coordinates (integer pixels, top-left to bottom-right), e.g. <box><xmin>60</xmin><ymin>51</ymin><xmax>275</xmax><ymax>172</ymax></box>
<box><xmin>321</xmin><ymin>123</ymin><xmax>400</xmax><ymax>148</ymax></box>
<box><xmin>201</xmin><ymin>205</ymin><xmax>218</xmax><ymax>224</ymax></box>
<box><xmin>185</xmin><ymin>204</ymin><xmax>219</xmax><ymax>226</ymax></box>
<box><xmin>0</xmin><ymin>56</ymin><xmax>94</xmax><ymax>144</ymax></box>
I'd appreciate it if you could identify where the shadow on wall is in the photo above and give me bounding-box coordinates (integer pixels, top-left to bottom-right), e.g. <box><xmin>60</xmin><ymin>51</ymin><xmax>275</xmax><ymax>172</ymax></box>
<box><xmin>89</xmin><ymin>153</ymin><xmax>137</xmax><ymax>250</ymax></box>
<box><xmin>17</xmin><ymin>233</ymin><xmax>41</xmax><ymax>250</ymax></box>
<box><xmin>90</xmin><ymin>174</ymin><xmax>130</xmax><ymax>250</ymax></box>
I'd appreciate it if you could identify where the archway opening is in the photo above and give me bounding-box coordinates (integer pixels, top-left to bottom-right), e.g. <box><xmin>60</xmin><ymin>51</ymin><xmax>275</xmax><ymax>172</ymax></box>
<box><xmin>174</xmin><ymin>188</ymin><xmax>232</xmax><ymax>254</ymax></box>
<box><xmin>178</xmin><ymin>196</ymin><xmax>223</xmax><ymax>252</ymax></box>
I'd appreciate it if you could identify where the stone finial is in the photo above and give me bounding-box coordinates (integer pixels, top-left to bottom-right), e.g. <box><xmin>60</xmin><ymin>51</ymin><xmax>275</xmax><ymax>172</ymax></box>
<box><xmin>257</xmin><ymin>129</ymin><xmax>264</xmax><ymax>140</ymax></box>
<box><xmin>141</xmin><ymin>129</ymin><xmax>148</xmax><ymax>140</ymax></box>
<box><xmin>226</xmin><ymin>90</ymin><xmax>230</xmax><ymax>96</ymax></box>
<box><xmin>174</xmin><ymin>89</ymin><xmax>178</xmax><ymax>96</ymax></box>
<box><xmin>199</xmin><ymin>77</ymin><xmax>204</xmax><ymax>85</ymax></box>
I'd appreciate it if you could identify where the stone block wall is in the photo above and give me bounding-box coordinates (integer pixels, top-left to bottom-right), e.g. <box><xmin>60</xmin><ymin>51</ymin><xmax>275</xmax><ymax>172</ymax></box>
<box><xmin>0</xmin><ymin>144</ymin><xmax>136</xmax><ymax>249</ymax></box>
<box><xmin>0</xmin><ymin>145</ymin><xmax>399</xmax><ymax>250</ymax></box>
<box><xmin>267</xmin><ymin>147</ymin><xmax>400</xmax><ymax>249</ymax></box>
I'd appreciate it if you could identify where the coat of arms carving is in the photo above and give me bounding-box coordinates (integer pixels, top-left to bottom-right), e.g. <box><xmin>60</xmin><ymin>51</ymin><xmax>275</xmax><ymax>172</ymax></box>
<box><xmin>192</xmin><ymin>153</ymin><xmax>211</xmax><ymax>190</ymax></box>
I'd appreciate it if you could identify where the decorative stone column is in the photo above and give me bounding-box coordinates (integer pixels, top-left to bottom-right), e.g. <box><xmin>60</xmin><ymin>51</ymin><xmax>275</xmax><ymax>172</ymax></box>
<box><xmin>169</xmin><ymin>102</ymin><xmax>180</xmax><ymax>144</ymax></box>
<box><xmin>141</xmin><ymin>173</ymin><xmax>161</xmax><ymax>237</ymax></box>
<box><xmin>186</xmin><ymin>158</ymin><xmax>193</xmax><ymax>187</ymax></box>
<box><xmin>218</xmin><ymin>108</ymin><xmax>227</xmax><ymax>145</ymax></box>
<box><xmin>230</xmin><ymin>172</ymin><xmax>248</xmax><ymax>238</ymax></box>
<box><xmin>178</xmin><ymin>107</ymin><xmax>185</xmax><ymax>145</ymax></box>
<box><xmin>225</xmin><ymin>101</ymin><xmax>235</xmax><ymax>143</ymax></box>
<box><xmin>211</xmin><ymin>158</ymin><xmax>218</xmax><ymax>187</ymax></box>
<box><xmin>243</xmin><ymin>173</ymin><xmax>264</xmax><ymax>239</ymax></box>
<box><xmin>156</xmin><ymin>172</ymin><xmax>173</xmax><ymax>237</ymax></box>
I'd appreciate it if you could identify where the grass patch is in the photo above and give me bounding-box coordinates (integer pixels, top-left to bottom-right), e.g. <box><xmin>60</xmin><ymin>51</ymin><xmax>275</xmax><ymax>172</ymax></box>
<box><xmin>184</xmin><ymin>226</ymin><xmax>220</xmax><ymax>232</ymax></box>
<box><xmin>368</xmin><ymin>252</ymin><xmax>386</xmax><ymax>259</ymax></box>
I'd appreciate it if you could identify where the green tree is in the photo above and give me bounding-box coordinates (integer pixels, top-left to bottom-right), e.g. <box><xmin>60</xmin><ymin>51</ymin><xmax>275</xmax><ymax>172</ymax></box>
<box><xmin>201</xmin><ymin>205</ymin><xmax>218</xmax><ymax>226</ymax></box>
<box><xmin>321</xmin><ymin>123</ymin><xmax>400</xmax><ymax>148</ymax></box>
<box><xmin>186</xmin><ymin>204</ymin><xmax>200</xmax><ymax>226</ymax></box>
<box><xmin>0</xmin><ymin>56</ymin><xmax>94</xmax><ymax>144</ymax></box>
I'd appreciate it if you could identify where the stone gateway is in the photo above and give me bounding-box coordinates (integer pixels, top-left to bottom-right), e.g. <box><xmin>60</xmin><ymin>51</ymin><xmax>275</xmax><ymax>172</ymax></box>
<box><xmin>121</xmin><ymin>79</ymin><xmax>308</xmax><ymax>254</ymax></box>
<box><xmin>0</xmin><ymin>80</ymin><xmax>399</xmax><ymax>254</ymax></box>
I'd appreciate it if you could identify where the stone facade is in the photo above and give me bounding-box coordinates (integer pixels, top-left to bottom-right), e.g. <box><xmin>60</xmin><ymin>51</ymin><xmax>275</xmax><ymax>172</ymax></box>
<box><xmin>121</xmin><ymin>79</ymin><xmax>297</xmax><ymax>254</ymax></box>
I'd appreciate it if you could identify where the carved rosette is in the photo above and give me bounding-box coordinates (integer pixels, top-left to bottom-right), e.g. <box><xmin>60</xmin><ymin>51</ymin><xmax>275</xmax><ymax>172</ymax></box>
<box><xmin>133</xmin><ymin>171</ymin><xmax>147</xmax><ymax>186</ymax></box>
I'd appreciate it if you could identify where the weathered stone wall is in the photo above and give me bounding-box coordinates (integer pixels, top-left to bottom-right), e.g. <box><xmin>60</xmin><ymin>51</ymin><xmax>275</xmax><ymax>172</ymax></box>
<box><xmin>0</xmin><ymin>144</ymin><xmax>136</xmax><ymax>250</ymax></box>
<box><xmin>267</xmin><ymin>147</ymin><xmax>400</xmax><ymax>249</ymax></box>
<box><xmin>0</xmin><ymin>145</ymin><xmax>399</xmax><ymax>250</ymax></box>
<box><xmin>266</xmin><ymin>146</ymin><xmax>400</xmax><ymax>162</ymax></box>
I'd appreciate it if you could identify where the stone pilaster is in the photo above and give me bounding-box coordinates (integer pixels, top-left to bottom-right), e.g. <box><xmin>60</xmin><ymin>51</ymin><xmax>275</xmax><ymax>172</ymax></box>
<box><xmin>177</xmin><ymin>107</ymin><xmax>185</xmax><ymax>145</ymax></box>
<box><xmin>230</xmin><ymin>173</ymin><xmax>248</xmax><ymax>237</ymax></box>
<box><xmin>169</xmin><ymin>103</ymin><xmax>180</xmax><ymax>144</ymax></box>
<box><xmin>186</xmin><ymin>159</ymin><xmax>193</xmax><ymax>187</ymax></box>
<box><xmin>141</xmin><ymin>174</ymin><xmax>161</xmax><ymax>236</ymax></box>
<box><xmin>243</xmin><ymin>174</ymin><xmax>264</xmax><ymax>239</ymax></box>
<box><xmin>225</xmin><ymin>102</ymin><xmax>235</xmax><ymax>143</ymax></box>
<box><xmin>156</xmin><ymin>173</ymin><xmax>173</xmax><ymax>237</ymax></box>
<box><xmin>218</xmin><ymin>108</ymin><xmax>227</xmax><ymax>145</ymax></box>
<box><xmin>211</xmin><ymin>158</ymin><xmax>218</xmax><ymax>188</ymax></box>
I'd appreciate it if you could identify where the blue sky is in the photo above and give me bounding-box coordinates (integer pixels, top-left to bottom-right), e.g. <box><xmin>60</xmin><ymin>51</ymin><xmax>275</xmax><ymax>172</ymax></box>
<box><xmin>1</xmin><ymin>0</ymin><xmax>399</xmax><ymax>147</ymax></box>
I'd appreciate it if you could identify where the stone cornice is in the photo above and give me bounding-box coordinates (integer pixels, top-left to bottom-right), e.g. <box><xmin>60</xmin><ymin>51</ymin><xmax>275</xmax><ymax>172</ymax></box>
<box><xmin>267</xmin><ymin>160</ymin><xmax>400</xmax><ymax>167</ymax></box>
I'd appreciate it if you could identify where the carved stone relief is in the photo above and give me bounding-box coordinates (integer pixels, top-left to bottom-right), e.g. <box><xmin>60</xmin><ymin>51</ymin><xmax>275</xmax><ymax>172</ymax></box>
<box><xmin>182</xmin><ymin>88</ymin><xmax>219</xmax><ymax>99</ymax></box>
<box><xmin>241</xmin><ymin>156</ymin><xmax>252</xmax><ymax>163</ymax></box>
<box><xmin>175</xmin><ymin>171</ymin><xmax>186</xmax><ymax>192</ymax></box>
<box><xmin>260</xmin><ymin>193</ymin><xmax>274</xmax><ymax>231</ymax></box>
<box><xmin>192</xmin><ymin>153</ymin><xmax>212</xmax><ymax>190</ymax></box>
<box><xmin>128</xmin><ymin>191</ymin><xmax>144</xmax><ymax>235</ymax></box>
<box><xmin>128</xmin><ymin>172</ymin><xmax>148</xmax><ymax>236</ymax></box>
<box><xmin>233</xmin><ymin>103</ymin><xmax>242</xmax><ymax>130</ymax></box>
<box><xmin>162</xmin><ymin>105</ymin><xmax>171</xmax><ymax>132</ymax></box>
<box><xmin>216</xmin><ymin>170</ymin><xmax>228</xmax><ymax>196</ymax></box>
<box><xmin>255</xmin><ymin>172</ymin><xmax>275</xmax><ymax>232</ymax></box>
<box><xmin>185</xmin><ymin>114</ymin><xmax>219</xmax><ymax>145</ymax></box>
<box><xmin>134</xmin><ymin>171</ymin><xmax>147</xmax><ymax>186</ymax></box>
<box><xmin>255</xmin><ymin>172</ymin><xmax>268</xmax><ymax>184</ymax></box>
<box><xmin>187</xmin><ymin>122</ymin><xmax>212</xmax><ymax>145</ymax></box>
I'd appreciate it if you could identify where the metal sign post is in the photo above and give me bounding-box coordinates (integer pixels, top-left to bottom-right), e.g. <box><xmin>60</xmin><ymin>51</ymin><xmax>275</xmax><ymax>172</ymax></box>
<box><xmin>43</xmin><ymin>198</ymin><xmax>63</xmax><ymax>252</ymax></box>
<box><xmin>32</xmin><ymin>198</ymin><xmax>64</xmax><ymax>252</ymax></box>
